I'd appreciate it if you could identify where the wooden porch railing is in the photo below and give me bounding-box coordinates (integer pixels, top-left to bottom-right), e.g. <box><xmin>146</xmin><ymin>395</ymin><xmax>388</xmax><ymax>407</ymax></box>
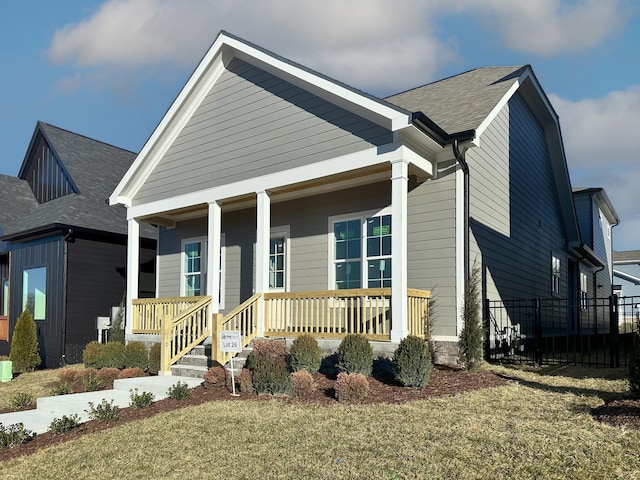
<box><xmin>132</xmin><ymin>296</ymin><xmax>207</xmax><ymax>334</ymax></box>
<box><xmin>160</xmin><ymin>296</ymin><xmax>212</xmax><ymax>374</ymax></box>
<box><xmin>407</xmin><ymin>288</ymin><xmax>431</xmax><ymax>339</ymax></box>
<box><xmin>0</xmin><ymin>316</ymin><xmax>8</xmax><ymax>342</ymax></box>
<box><xmin>264</xmin><ymin>288</ymin><xmax>393</xmax><ymax>340</ymax></box>
<box><xmin>211</xmin><ymin>293</ymin><xmax>261</xmax><ymax>366</ymax></box>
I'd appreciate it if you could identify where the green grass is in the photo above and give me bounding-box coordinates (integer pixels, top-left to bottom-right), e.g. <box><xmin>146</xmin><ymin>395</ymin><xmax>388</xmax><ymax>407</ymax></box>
<box><xmin>1</xmin><ymin>364</ymin><xmax>638</xmax><ymax>479</ymax></box>
<box><xmin>0</xmin><ymin>365</ymin><xmax>85</xmax><ymax>410</ymax></box>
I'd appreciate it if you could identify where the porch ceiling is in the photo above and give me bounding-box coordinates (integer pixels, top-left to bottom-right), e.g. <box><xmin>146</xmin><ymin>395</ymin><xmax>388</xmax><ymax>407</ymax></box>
<box><xmin>139</xmin><ymin>161</ymin><xmax>426</xmax><ymax>226</ymax></box>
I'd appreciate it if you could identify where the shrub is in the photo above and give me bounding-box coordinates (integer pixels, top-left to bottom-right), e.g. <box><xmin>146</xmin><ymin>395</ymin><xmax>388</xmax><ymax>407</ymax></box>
<box><xmin>51</xmin><ymin>381</ymin><xmax>72</xmax><ymax>396</ymax></box>
<box><xmin>167</xmin><ymin>381</ymin><xmax>190</xmax><ymax>400</ymax></box>
<box><xmin>334</xmin><ymin>372</ymin><xmax>369</xmax><ymax>402</ymax></box>
<box><xmin>289</xmin><ymin>334</ymin><xmax>321</xmax><ymax>373</ymax></box>
<box><xmin>87</xmin><ymin>399</ymin><xmax>120</xmax><ymax>423</ymax></box>
<box><xmin>248</xmin><ymin>339</ymin><xmax>292</xmax><ymax>395</ymax></box>
<box><xmin>118</xmin><ymin>367</ymin><xmax>147</xmax><ymax>379</ymax></box>
<box><xmin>124</xmin><ymin>341</ymin><xmax>148</xmax><ymax>370</ymax></box>
<box><xmin>203</xmin><ymin>366</ymin><xmax>227</xmax><ymax>387</ymax></box>
<box><xmin>58</xmin><ymin>368</ymin><xmax>79</xmax><ymax>385</ymax></box>
<box><xmin>629</xmin><ymin>332</ymin><xmax>640</xmax><ymax>398</ymax></box>
<box><xmin>9</xmin><ymin>308</ymin><xmax>41</xmax><ymax>373</ymax></box>
<box><xmin>129</xmin><ymin>389</ymin><xmax>155</xmax><ymax>409</ymax></box>
<box><xmin>97</xmin><ymin>341</ymin><xmax>126</xmax><ymax>369</ymax></box>
<box><xmin>0</xmin><ymin>423</ymin><xmax>35</xmax><ymax>449</ymax></box>
<box><xmin>79</xmin><ymin>368</ymin><xmax>103</xmax><ymax>392</ymax></box>
<box><xmin>148</xmin><ymin>343</ymin><xmax>161</xmax><ymax>375</ymax></box>
<box><xmin>239</xmin><ymin>368</ymin><xmax>253</xmax><ymax>393</ymax></box>
<box><xmin>49</xmin><ymin>414</ymin><xmax>80</xmax><ymax>435</ymax></box>
<box><xmin>10</xmin><ymin>392</ymin><xmax>34</xmax><ymax>408</ymax></box>
<box><xmin>336</xmin><ymin>334</ymin><xmax>373</xmax><ymax>376</ymax></box>
<box><xmin>82</xmin><ymin>341</ymin><xmax>104</xmax><ymax>369</ymax></box>
<box><xmin>392</xmin><ymin>335</ymin><xmax>432</xmax><ymax>387</ymax></box>
<box><xmin>459</xmin><ymin>263</ymin><xmax>484</xmax><ymax>370</ymax></box>
<box><xmin>96</xmin><ymin>368</ymin><xmax>121</xmax><ymax>389</ymax></box>
<box><xmin>291</xmin><ymin>370</ymin><xmax>316</xmax><ymax>399</ymax></box>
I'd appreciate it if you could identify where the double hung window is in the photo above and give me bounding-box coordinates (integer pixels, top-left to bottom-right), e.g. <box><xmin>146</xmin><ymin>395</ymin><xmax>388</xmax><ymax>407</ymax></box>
<box><xmin>181</xmin><ymin>236</ymin><xmax>225</xmax><ymax>307</ymax></box>
<box><xmin>551</xmin><ymin>255</ymin><xmax>561</xmax><ymax>296</ymax></box>
<box><xmin>332</xmin><ymin>211</ymin><xmax>392</xmax><ymax>290</ymax></box>
<box><xmin>580</xmin><ymin>272</ymin><xmax>588</xmax><ymax>310</ymax></box>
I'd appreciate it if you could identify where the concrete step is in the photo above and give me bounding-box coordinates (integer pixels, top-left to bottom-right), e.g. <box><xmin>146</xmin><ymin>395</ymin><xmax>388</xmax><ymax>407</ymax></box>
<box><xmin>170</xmin><ymin>364</ymin><xmax>209</xmax><ymax>378</ymax></box>
<box><xmin>175</xmin><ymin>354</ymin><xmax>209</xmax><ymax>367</ymax></box>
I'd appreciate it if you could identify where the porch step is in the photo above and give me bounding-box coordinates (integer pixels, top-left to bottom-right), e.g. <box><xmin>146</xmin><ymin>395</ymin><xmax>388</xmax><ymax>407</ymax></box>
<box><xmin>170</xmin><ymin>364</ymin><xmax>209</xmax><ymax>378</ymax></box>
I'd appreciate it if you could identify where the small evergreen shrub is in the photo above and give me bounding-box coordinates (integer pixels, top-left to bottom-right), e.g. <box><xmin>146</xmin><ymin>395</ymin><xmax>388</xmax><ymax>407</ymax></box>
<box><xmin>87</xmin><ymin>399</ymin><xmax>120</xmax><ymax>423</ymax></box>
<box><xmin>629</xmin><ymin>332</ymin><xmax>640</xmax><ymax>398</ymax></box>
<box><xmin>392</xmin><ymin>335</ymin><xmax>432</xmax><ymax>387</ymax></box>
<box><xmin>79</xmin><ymin>368</ymin><xmax>103</xmax><ymax>392</ymax></box>
<box><xmin>82</xmin><ymin>341</ymin><xmax>104</xmax><ymax>369</ymax></box>
<box><xmin>148</xmin><ymin>343</ymin><xmax>161</xmax><ymax>375</ymax></box>
<box><xmin>459</xmin><ymin>263</ymin><xmax>484</xmax><ymax>370</ymax></box>
<box><xmin>9</xmin><ymin>308</ymin><xmax>41</xmax><ymax>373</ymax></box>
<box><xmin>49</xmin><ymin>414</ymin><xmax>80</xmax><ymax>435</ymax></box>
<box><xmin>124</xmin><ymin>341</ymin><xmax>148</xmax><ymax>370</ymax></box>
<box><xmin>291</xmin><ymin>370</ymin><xmax>316</xmax><ymax>398</ymax></box>
<box><xmin>289</xmin><ymin>334</ymin><xmax>321</xmax><ymax>373</ymax></box>
<box><xmin>10</xmin><ymin>392</ymin><xmax>34</xmax><ymax>408</ymax></box>
<box><xmin>96</xmin><ymin>368</ymin><xmax>120</xmax><ymax>389</ymax></box>
<box><xmin>249</xmin><ymin>339</ymin><xmax>292</xmax><ymax>395</ymax></box>
<box><xmin>118</xmin><ymin>367</ymin><xmax>147</xmax><ymax>379</ymax></box>
<box><xmin>167</xmin><ymin>381</ymin><xmax>190</xmax><ymax>400</ymax></box>
<box><xmin>336</xmin><ymin>334</ymin><xmax>374</xmax><ymax>376</ymax></box>
<box><xmin>203</xmin><ymin>366</ymin><xmax>227</xmax><ymax>387</ymax></box>
<box><xmin>129</xmin><ymin>389</ymin><xmax>155</xmax><ymax>409</ymax></box>
<box><xmin>97</xmin><ymin>341</ymin><xmax>126</xmax><ymax>369</ymax></box>
<box><xmin>51</xmin><ymin>381</ymin><xmax>72</xmax><ymax>396</ymax></box>
<box><xmin>0</xmin><ymin>423</ymin><xmax>35</xmax><ymax>449</ymax></box>
<box><xmin>239</xmin><ymin>368</ymin><xmax>253</xmax><ymax>393</ymax></box>
<box><xmin>334</xmin><ymin>372</ymin><xmax>369</xmax><ymax>402</ymax></box>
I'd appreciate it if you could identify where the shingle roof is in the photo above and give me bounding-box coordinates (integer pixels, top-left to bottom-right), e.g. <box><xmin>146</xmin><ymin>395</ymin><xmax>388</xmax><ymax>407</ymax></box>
<box><xmin>385</xmin><ymin>66</ymin><xmax>528</xmax><ymax>135</ymax></box>
<box><xmin>1</xmin><ymin>123</ymin><xmax>155</xmax><ymax>240</ymax></box>
<box><xmin>0</xmin><ymin>175</ymin><xmax>39</xmax><ymax>236</ymax></box>
<box><xmin>613</xmin><ymin>250</ymin><xmax>640</xmax><ymax>263</ymax></box>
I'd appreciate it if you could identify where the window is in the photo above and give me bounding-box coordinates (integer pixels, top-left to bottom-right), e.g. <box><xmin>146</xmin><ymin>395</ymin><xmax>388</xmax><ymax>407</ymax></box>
<box><xmin>23</xmin><ymin>267</ymin><xmax>46</xmax><ymax>320</ymax></box>
<box><xmin>269</xmin><ymin>227</ymin><xmax>289</xmax><ymax>291</ymax></box>
<box><xmin>180</xmin><ymin>236</ymin><xmax>225</xmax><ymax>307</ymax></box>
<box><xmin>551</xmin><ymin>255</ymin><xmax>561</xmax><ymax>295</ymax></box>
<box><xmin>331</xmin><ymin>211</ymin><xmax>392</xmax><ymax>290</ymax></box>
<box><xmin>1</xmin><ymin>278</ymin><xmax>7</xmax><ymax>316</ymax></box>
<box><xmin>580</xmin><ymin>272</ymin><xmax>588</xmax><ymax>310</ymax></box>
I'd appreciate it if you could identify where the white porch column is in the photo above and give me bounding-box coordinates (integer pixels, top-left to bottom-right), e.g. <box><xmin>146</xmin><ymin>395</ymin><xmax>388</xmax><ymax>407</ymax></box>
<box><xmin>255</xmin><ymin>191</ymin><xmax>271</xmax><ymax>337</ymax></box>
<box><xmin>126</xmin><ymin>217</ymin><xmax>140</xmax><ymax>338</ymax></box>
<box><xmin>207</xmin><ymin>201</ymin><xmax>222</xmax><ymax>313</ymax></box>
<box><xmin>390</xmin><ymin>158</ymin><xmax>409</xmax><ymax>343</ymax></box>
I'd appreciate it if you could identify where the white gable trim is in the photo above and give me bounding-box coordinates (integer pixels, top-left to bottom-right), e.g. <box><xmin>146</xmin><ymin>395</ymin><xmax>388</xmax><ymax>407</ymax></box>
<box><xmin>110</xmin><ymin>31</ymin><xmax>413</xmax><ymax>207</ymax></box>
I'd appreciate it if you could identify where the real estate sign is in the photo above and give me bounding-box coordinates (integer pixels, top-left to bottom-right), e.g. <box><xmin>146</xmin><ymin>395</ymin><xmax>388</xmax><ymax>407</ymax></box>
<box><xmin>220</xmin><ymin>330</ymin><xmax>242</xmax><ymax>353</ymax></box>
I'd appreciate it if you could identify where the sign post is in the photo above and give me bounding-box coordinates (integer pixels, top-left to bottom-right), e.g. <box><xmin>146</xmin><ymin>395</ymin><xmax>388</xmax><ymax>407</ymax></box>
<box><xmin>220</xmin><ymin>330</ymin><xmax>242</xmax><ymax>396</ymax></box>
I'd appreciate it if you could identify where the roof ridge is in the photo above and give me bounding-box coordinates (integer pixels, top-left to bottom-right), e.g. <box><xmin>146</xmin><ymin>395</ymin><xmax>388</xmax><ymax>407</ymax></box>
<box><xmin>39</xmin><ymin>121</ymin><xmax>138</xmax><ymax>155</ymax></box>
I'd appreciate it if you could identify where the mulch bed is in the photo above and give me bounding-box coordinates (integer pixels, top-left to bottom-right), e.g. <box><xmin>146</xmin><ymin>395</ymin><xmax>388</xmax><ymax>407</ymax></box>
<box><xmin>592</xmin><ymin>399</ymin><xmax>640</xmax><ymax>429</ymax></box>
<box><xmin>0</xmin><ymin>365</ymin><xmax>508</xmax><ymax>462</ymax></box>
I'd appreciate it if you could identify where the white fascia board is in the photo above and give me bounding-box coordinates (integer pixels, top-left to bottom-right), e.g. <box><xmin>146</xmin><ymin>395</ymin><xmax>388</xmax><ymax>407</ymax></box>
<box><xmin>474</xmin><ymin>77</ymin><xmax>521</xmax><ymax>142</ymax></box>
<box><xmin>614</xmin><ymin>269</ymin><xmax>640</xmax><ymax>285</ymax></box>
<box><xmin>401</xmin><ymin>145</ymin><xmax>433</xmax><ymax>177</ymax></box>
<box><xmin>128</xmin><ymin>143</ymin><xmax>406</xmax><ymax>219</ymax></box>
<box><xmin>110</xmin><ymin>32</ymin><xmax>412</xmax><ymax>207</ymax></box>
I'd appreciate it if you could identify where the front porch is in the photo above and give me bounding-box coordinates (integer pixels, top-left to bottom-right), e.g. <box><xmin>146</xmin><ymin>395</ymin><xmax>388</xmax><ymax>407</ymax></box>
<box><xmin>132</xmin><ymin>288</ymin><xmax>430</xmax><ymax>374</ymax></box>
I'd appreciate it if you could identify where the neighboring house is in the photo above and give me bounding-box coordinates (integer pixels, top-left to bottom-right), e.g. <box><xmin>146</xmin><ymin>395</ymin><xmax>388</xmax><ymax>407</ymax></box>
<box><xmin>109</xmin><ymin>31</ymin><xmax>609</xmax><ymax>368</ymax></box>
<box><xmin>0</xmin><ymin>122</ymin><xmax>156</xmax><ymax>368</ymax></box>
<box><xmin>613</xmin><ymin>250</ymin><xmax>640</xmax><ymax>298</ymax></box>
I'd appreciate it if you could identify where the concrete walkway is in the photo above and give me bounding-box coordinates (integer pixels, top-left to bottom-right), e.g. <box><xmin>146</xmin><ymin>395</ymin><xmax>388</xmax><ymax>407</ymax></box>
<box><xmin>0</xmin><ymin>375</ymin><xmax>202</xmax><ymax>434</ymax></box>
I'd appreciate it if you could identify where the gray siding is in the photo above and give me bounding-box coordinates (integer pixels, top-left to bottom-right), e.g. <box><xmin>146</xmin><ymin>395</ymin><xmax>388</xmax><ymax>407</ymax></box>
<box><xmin>615</xmin><ymin>264</ymin><xmax>640</xmax><ymax>297</ymax></box>
<box><xmin>407</xmin><ymin>162</ymin><xmax>458</xmax><ymax>338</ymax></box>
<box><xmin>136</xmin><ymin>58</ymin><xmax>392</xmax><ymax>205</ymax></box>
<box><xmin>469</xmin><ymin>92</ymin><xmax>568</xmax><ymax>302</ymax></box>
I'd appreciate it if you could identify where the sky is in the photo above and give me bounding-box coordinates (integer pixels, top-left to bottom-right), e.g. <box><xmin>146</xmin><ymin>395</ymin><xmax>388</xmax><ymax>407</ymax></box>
<box><xmin>0</xmin><ymin>0</ymin><xmax>638</xmax><ymax>250</ymax></box>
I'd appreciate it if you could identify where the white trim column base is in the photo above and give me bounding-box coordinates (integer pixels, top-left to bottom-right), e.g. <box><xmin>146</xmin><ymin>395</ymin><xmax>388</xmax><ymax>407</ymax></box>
<box><xmin>255</xmin><ymin>191</ymin><xmax>270</xmax><ymax>337</ymax></box>
<box><xmin>126</xmin><ymin>218</ymin><xmax>140</xmax><ymax>337</ymax></box>
<box><xmin>390</xmin><ymin>158</ymin><xmax>409</xmax><ymax>343</ymax></box>
<box><xmin>207</xmin><ymin>201</ymin><xmax>222</xmax><ymax>314</ymax></box>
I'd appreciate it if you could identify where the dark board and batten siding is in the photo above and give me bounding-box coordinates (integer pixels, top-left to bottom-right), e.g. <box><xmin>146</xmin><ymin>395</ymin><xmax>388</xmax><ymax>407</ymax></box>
<box><xmin>469</xmin><ymin>92</ymin><xmax>568</xmax><ymax>302</ymax></box>
<box><xmin>6</xmin><ymin>238</ymin><xmax>65</xmax><ymax>367</ymax></box>
<box><xmin>23</xmin><ymin>135</ymin><xmax>76</xmax><ymax>203</ymax></box>
<box><xmin>135</xmin><ymin>58</ymin><xmax>393</xmax><ymax>205</ymax></box>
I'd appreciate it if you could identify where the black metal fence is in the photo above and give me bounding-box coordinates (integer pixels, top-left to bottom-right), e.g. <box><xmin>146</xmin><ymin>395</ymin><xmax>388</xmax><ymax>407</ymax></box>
<box><xmin>484</xmin><ymin>295</ymin><xmax>640</xmax><ymax>367</ymax></box>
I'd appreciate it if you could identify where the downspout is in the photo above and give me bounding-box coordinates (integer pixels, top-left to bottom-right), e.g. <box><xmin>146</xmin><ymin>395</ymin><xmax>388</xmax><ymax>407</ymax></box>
<box><xmin>452</xmin><ymin>139</ymin><xmax>470</xmax><ymax>285</ymax></box>
<box><xmin>60</xmin><ymin>228</ymin><xmax>74</xmax><ymax>367</ymax></box>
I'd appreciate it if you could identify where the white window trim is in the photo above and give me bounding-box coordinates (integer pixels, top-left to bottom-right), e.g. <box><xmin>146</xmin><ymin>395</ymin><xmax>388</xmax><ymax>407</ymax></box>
<box><xmin>580</xmin><ymin>271</ymin><xmax>588</xmax><ymax>310</ymax></box>
<box><xmin>180</xmin><ymin>234</ymin><xmax>226</xmax><ymax>309</ymax></box>
<box><xmin>181</xmin><ymin>236</ymin><xmax>207</xmax><ymax>297</ymax></box>
<box><xmin>327</xmin><ymin>207</ymin><xmax>392</xmax><ymax>290</ymax></box>
<box><xmin>551</xmin><ymin>254</ymin><xmax>561</xmax><ymax>296</ymax></box>
<box><xmin>269</xmin><ymin>226</ymin><xmax>290</xmax><ymax>292</ymax></box>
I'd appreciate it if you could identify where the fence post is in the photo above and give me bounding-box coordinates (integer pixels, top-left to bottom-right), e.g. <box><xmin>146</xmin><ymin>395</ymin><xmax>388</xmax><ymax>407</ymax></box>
<box><xmin>534</xmin><ymin>298</ymin><xmax>542</xmax><ymax>366</ymax></box>
<box><xmin>609</xmin><ymin>294</ymin><xmax>619</xmax><ymax>368</ymax></box>
<box><xmin>483</xmin><ymin>298</ymin><xmax>491</xmax><ymax>361</ymax></box>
